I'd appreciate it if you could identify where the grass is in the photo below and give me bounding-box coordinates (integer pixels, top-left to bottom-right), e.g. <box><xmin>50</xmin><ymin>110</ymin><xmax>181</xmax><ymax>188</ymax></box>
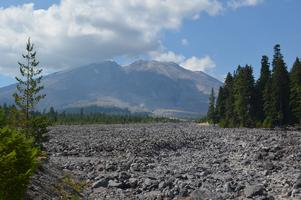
<box><xmin>55</xmin><ymin>173</ymin><xmax>89</xmax><ymax>200</ymax></box>
<box><xmin>62</xmin><ymin>174</ymin><xmax>88</xmax><ymax>193</ymax></box>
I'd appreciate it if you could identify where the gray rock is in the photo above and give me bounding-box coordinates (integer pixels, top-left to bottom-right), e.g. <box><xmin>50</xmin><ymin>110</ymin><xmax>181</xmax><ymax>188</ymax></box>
<box><xmin>158</xmin><ymin>181</ymin><xmax>166</xmax><ymax>190</ymax></box>
<box><xmin>29</xmin><ymin>124</ymin><xmax>301</xmax><ymax>199</ymax></box>
<box><xmin>291</xmin><ymin>189</ymin><xmax>301</xmax><ymax>198</ymax></box>
<box><xmin>128</xmin><ymin>178</ymin><xmax>138</xmax><ymax>188</ymax></box>
<box><xmin>108</xmin><ymin>180</ymin><xmax>123</xmax><ymax>188</ymax></box>
<box><xmin>244</xmin><ymin>184</ymin><xmax>266</xmax><ymax>198</ymax></box>
<box><xmin>293</xmin><ymin>179</ymin><xmax>301</xmax><ymax>189</ymax></box>
<box><xmin>118</xmin><ymin>171</ymin><xmax>131</xmax><ymax>180</ymax></box>
<box><xmin>189</xmin><ymin>189</ymin><xmax>215</xmax><ymax>200</ymax></box>
<box><xmin>92</xmin><ymin>178</ymin><xmax>109</xmax><ymax>188</ymax></box>
<box><xmin>224</xmin><ymin>182</ymin><xmax>234</xmax><ymax>193</ymax></box>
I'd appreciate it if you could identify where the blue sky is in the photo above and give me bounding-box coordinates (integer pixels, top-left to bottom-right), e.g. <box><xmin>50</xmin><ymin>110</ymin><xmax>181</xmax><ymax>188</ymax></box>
<box><xmin>0</xmin><ymin>0</ymin><xmax>300</xmax><ymax>87</ymax></box>
<box><xmin>162</xmin><ymin>0</ymin><xmax>301</xmax><ymax>79</ymax></box>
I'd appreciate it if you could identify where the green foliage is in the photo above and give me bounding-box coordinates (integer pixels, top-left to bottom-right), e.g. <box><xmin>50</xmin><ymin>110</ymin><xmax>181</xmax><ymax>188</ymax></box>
<box><xmin>262</xmin><ymin>118</ymin><xmax>273</xmax><ymax>128</ymax></box>
<box><xmin>44</xmin><ymin>107</ymin><xmax>179</xmax><ymax>125</ymax></box>
<box><xmin>13</xmin><ymin>38</ymin><xmax>46</xmax><ymax>121</ymax></box>
<box><xmin>233</xmin><ymin>65</ymin><xmax>255</xmax><ymax>127</ymax></box>
<box><xmin>0</xmin><ymin>105</ymin><xmax>23</xmax><ymax>128</ymax></box>
<box><xmin>62</xmin><ymin>174</ymin><xmax>88</xmax><ymax>193</ymax></box>
<box><xmin>0</xmin><ymin>108</ymin><xmax>5</xmax><ymax>128</ymax></box>
<box><xmin>255</xmin><ymin>56</ymin><xmax>271</xmax><ymax>122</ymax></box>
<box><xmin>207</xmin><ymin>88</ymin><xmax>217</xmax><ymax>124</ymax></box>
<box><xmin>214</xmin><ymin>44</ymin><xmax>300</xmax><ymax>128</ymax></box>
<box><xmin>54</xmin><ymin>173</ymin><xmax>88</xmax><ymax>200</ymax></box>
<box><xmin>289</xmin><ymin>57</ymin><xmax>301</xmax><ymax>126</ymax></box>
<box><xmin>222</xmin><ymin>73</ymin><xmax>237</xmax><ymax>127</ymax></box>
<box><xmin>0</xmin><ymin>128</ymin><xmax>38</xmax><ymax>200</ymax></box>
<box><xmin>26</xmin><ymin>115</ymin><xmax>50</xmax><ymax>148</ymax></box>
<box><xmin>268</xmin><ymin>44</ymin><xmax>290</xmax><ymax>126</ymax></box>
<box><xmin>13</xmin><ymin>38</ymin><xmax>47</xmax><ymax>146</ymax></box>
<box><xmin>215</xmin><ymin>86</ymin><xmax>225</xmax><ymax>122</ymax></box>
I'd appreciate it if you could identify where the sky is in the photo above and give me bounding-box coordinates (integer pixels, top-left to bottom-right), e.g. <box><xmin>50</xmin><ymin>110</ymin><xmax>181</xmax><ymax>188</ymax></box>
<box><xmin>0</xmin><ymin>0</ymin><xmax>300</xmax><ymax>87</ymax></box>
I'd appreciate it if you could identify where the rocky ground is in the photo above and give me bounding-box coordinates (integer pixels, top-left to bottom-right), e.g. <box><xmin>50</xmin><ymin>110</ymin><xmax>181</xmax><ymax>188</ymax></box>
<box><xmin>27</xmin><ymin>123</ymin><xmax>301</xmax><ymax>200</ymax></box>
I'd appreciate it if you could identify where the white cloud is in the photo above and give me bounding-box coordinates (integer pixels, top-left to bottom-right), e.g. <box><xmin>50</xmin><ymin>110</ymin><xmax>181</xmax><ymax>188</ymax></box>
<box><xmin>0</xmin><ymin>0</ymin><xmax>263</xmax><ymax>77</ymax></box>
<box><xmin>151</xmin><ymin>51</ymin><xmax>216</xmax><ymax>72</ymax></box>
<box><xmin>150</xmin><ymin>51</ymin><xmax>185</xmax><ymax>63</ymax></box>
<box><xmin>0</xmin><ymin>0</ymin><xmax>223</xmax><ymax>76</ymax></box>
<box><xmin>181</xmin><ymin>55</ymin><xmax>216</xmax><ymax>71</ymax></box>
<box><xmin>228</xmin><ymin>0</ymin><xmax>264</xmax><ymax>9</ymax></box>
<box><xmin>181</xmin><ymin>38</ymin><xmax>189</xmax><ymax>46</ymax></box>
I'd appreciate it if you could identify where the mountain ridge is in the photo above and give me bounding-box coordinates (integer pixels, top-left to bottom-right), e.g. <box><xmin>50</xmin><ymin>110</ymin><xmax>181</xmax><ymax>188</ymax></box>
<box><xmin>0</xmin><ymin>60</ymin><xmax>222</xmax><ymax>118</ymax></box>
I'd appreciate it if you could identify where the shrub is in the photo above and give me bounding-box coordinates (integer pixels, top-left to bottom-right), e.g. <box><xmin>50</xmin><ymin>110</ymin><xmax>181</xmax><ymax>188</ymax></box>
<box><xmin>27</xmin><ymin>116</ymin><xmax>50</xmax><ymax>148</ymax></box>
<box><xmin>0</xmin><ymin>128</ymin><xmax>38</xmax><ymax>200</ymax></box>
<box><xmin>263</xmin><ymin>118</ymin><xmax>273</xmax><ymax>128</ymax></box>
<box><xmin>0</xmin><ymin>109</ymin><xmax>5</xmax><ymax>128</ymax></box>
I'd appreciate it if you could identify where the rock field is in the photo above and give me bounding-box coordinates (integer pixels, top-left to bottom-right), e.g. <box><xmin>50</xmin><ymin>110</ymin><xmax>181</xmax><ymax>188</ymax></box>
<box><xmin>28</xmin><ymin>123</ymin><xmax>301</xmax><ymax>199</ymax></box>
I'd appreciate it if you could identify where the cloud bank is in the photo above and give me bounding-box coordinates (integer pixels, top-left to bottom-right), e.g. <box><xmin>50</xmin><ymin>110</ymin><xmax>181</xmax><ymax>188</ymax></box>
<box><xmin>151</xmin><ymin>51</ymin><xmax>215</xmax><ymax>72</ymax></box>
<box><xmin>228</xmin><ymin>0</ymin><xmax>264</xmax><ymax>9</ymax></box>
<box><xmin>0</xmin><ymin>0</ymin><xmax>263</xmax><ymax>76</ymax></box>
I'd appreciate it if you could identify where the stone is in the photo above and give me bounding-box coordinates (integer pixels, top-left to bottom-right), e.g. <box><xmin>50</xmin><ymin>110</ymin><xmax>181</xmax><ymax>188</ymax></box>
<box><xmin>189</xmin><ymin>189</ymin><xmax>215</xmax><ymax>200</ymax></box>
<box><xmin>108</xmin><ymin>180</ymin><xmax>123</xmax><ymax>188</ymax></box>
<box><xmin>158</xmin><ymin>181</ymin><xmax>166</xmax><ymax>190</ymax></box>
<box><xmin>118</xmin><ymin>171</ymin><xmax>131</xmax><ymax>180</ymax></box>
<box><xmin>291</xmin><ymin>189</ymin><xmax>301</xmax><ymax>198</ymax></box>
<box><xmin>244</xmin><ymin>184</ymin><xmax>266</xmax><ymax>198</ymax></box>
<box><xmin>128</xmin><ymin>178</ymin><xmax>138</xmax><ymax>188</ymax></box>
<box><xmin>92</xmin><ymin>178</ymin><xmax>109</xmax><ymax>188</ymax></box>
<box><xmin>224</xmin><ymin>182</ymin><xmax>234</xmax><ymax>193</ymax></box>
<box><xmin>31</xmin><ymin>124</ymin><xmax>301</xmax><ymax>200</ymax></box>
<box><xmin>293</xmin><ymin>179</ymin><xmax>301</xmax><ymax>189</ymax></box>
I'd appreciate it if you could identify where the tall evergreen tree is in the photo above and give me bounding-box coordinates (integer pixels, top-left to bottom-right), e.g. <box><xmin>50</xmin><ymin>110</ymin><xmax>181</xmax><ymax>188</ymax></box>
<box><xmin>207</xmin><ymin>88</ymin><xmax>217</xmax><ymax>124</ymax></box>
<box><xmin>289</xmin><ymin>57</ymin><xmax>301</xmax><ymax>126</ymax></box>
<box><xmin>222</xmin><ymin>73</ymin><xmax>236</xmax><ymax>127</ymax></box>
<box><xmin>255</xmin><ymin>56</ymin><xmax>271</xmax><ymax>122</ymax></box>
<box><xmin>269</xmin><ymin>44</ymin><xmax>290</xmax><ymax>126</ymax></box>
<box><xmin>13</xmin><ymin>38</ymin><xmax>48</xmax><ymax>146</ymax></box>
<box><xmin>13</xmin><ymin>38</ymin><xmax>46</xmax><ymax>122</ymax></box>
<box><xmin>215</xmin><ymin>86</ymin><xmax>226</xmax><ymax>123</ymax></box>
<box><xmin>233</xmin><ymin>65</ymin><xmax>255</xmax><ymax>127</ymax></box>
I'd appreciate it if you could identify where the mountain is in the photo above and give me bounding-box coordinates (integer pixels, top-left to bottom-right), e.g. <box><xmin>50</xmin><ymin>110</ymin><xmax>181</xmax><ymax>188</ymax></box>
<box><xmin>0</xmin><ymin>60</ymin><xmax>222</xmax><ymax>118</ymax></box>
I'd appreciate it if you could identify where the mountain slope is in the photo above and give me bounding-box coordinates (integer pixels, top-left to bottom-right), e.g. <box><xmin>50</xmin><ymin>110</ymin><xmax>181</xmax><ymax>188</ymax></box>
<box><xmin>0</xmin><ymin>60</ymin><xmax>222</xmax><ymax>118</ymax></box>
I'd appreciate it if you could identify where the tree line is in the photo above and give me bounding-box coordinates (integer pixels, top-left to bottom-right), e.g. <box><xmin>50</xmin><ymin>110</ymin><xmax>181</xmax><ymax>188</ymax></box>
<box><xmin>45</xmin><ymin>106</ymin><xmax>179</xmax><ymax>125</ymax></box>
<box><xmin>207</xmin><ymin>44</ymin><xmax>301</xmax><ymax>128</ymax></box>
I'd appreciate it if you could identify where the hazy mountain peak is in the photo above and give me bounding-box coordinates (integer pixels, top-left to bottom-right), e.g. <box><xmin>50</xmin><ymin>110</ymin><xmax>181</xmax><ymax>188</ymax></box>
<box><xmin>0</xmin><ymin>60</ymin><xmax>222</xmax><ymax>118</ymax></box>
<box><xmin>125</xmin><ymin>60</ymin><xmax>190</xmax><ymax>80</ymax></box>
<box><xmin>87</xmin><ymin>60</ymin><xmax>120</xmax><ymax>68</ymax></box>
<box><xmin>128</xmin><ymin>60</ymin><xmax>182</xmax><ymax>70</ymax></box>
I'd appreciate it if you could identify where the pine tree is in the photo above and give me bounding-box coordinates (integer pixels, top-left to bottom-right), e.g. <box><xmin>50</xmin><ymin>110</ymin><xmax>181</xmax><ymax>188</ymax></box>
<box><xmin>13</xmin><ymin>38</ymin><xmax>48</xmax><ymax>146</ymax></box>
<box><xmin>207</xmin><ymin>88</ymin><xmax>216</xmax><ymax>124</ymax></box>
<box><xmin>13</xmin><ymin>38</ymin><xmax>46</xmax><ymax>122</ymax></box>
<box><xmin>48</xmin><ymin>107</ymin><xmax>58</xmax><ymax>122</ymax></box>
<box><xmin>269</xmin><ymin>44</ymin><xmax>290</xmax><ymax>126</ymax></box>
<box><xmin>222</xmin><ymin>73</ymin><xmax>236</xmax><ymax>127</ymax></box>
<box><xmin>233</xmin><ymin>65</ymin><xmax>255</xmax><ymax>127</ymax></box>
<box><xmin>255</xmin><ymin>56</ymin><xmax>271</xmax><ymax>122</ymax></box>
<box><xmin>289</xmin><ymin>57</ymin><xmax>301</xmax><ymax>126</ymax></box>
<box><xmin>215</xmin><ymin>86</ymin><xmax>225</xmax><ymax>123</ymax></box>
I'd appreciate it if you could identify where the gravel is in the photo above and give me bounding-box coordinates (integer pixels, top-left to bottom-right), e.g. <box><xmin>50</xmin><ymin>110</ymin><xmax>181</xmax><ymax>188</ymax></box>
<box><xmin>28</xmin><ymin>123</ymin><xmax>301</xmax><ymax>199</ymax></box>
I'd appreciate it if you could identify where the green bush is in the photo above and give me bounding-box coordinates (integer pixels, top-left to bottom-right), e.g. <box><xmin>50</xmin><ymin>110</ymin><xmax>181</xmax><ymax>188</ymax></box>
<box><xmin>0</xmin><ymin>109</ymin><xmax>5</xmax><ymax>128</ymax></box>
<box><xmin>263</xmin><ymin>118</ymin><xmax>273</xmax><ymax>128</ymax></box>
<box><xmin>27</xmin><ymin>116</ymin><xmax>50</xmax><ymax>148</ymax></box>
<box><xmin>0</xmin><ymin>128</ymin><xmax>39</xmax><ymax>200</ymax></box>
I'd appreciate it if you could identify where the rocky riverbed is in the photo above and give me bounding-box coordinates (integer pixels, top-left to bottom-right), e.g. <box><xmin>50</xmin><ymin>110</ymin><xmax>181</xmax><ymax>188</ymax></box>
<box><xmin>27</xmin><ymin>123</ymin><xmax>301</xmax><ymax>199</ymax></box>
